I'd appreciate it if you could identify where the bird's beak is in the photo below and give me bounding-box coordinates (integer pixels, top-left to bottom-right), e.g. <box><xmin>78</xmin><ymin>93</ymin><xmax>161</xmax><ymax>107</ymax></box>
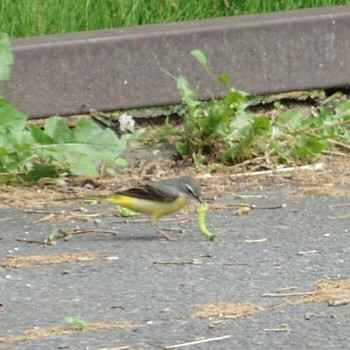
<box><xmin>196</xmin><ymin>195</ymin><xmax>205</xmax><ymax>205</ymax></box>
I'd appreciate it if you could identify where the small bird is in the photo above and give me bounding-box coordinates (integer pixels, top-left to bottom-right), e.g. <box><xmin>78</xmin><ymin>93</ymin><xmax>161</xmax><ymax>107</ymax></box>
<box><xmin>66</xmin><ymin>176</ymin><xmax>203</xmax><ymax>240</ymax></box>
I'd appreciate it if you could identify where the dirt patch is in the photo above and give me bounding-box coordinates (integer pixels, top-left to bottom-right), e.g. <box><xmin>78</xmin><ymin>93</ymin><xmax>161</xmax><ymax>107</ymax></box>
<box><xmin>1</xmin><ymin>251</ymin><xmax>107</xmax><ymax>269</ymax></box>
<box><xmin>290</xmin><ymin>185</ymin><xmax>350</xmax><ymax>197</ymax></box>
<box><xmin>0</xmin><ymin>154</ymin><xmax>349</xmax><ymax>211</ymax></box>
<box><xmin>0</xmin><ymin>321</ymin><xmax>137</xmax><ymax>344</ymax></box>
<box><xmin>193</xmin><ymin>302</ymin><xmax>267</xmax><ymax>319</ymax></box>
<box><xmin>263</xmin><ymin>279</ymin><xmax>350</xmax><ymax>307</ymax></box>
<box><xmin>297</xmin><ymin>279</ymin><xmax>350</xmax><ymax>305</ymax></box>
<box><xmin>29</xmin><ymin>208</ymin><xmax>105</xmax><ymax>224</ymax></box>
<box><xmin>193</xmin><ymin>279</ymin><xmax>350</xmax><ymax>322</ymax></box>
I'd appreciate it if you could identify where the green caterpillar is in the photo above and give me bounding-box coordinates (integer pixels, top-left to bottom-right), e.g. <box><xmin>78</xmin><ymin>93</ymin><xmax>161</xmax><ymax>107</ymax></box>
<box><xmin>198</xmin><ymin>203</ymin><xmax>216</xmax><ymax>241</ymax></box>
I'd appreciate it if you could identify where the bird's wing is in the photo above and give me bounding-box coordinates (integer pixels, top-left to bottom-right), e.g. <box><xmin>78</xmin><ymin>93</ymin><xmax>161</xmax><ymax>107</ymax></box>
<box><xmin>117</xmin><ymin>183</ymin><xmax>178</xmax><ymax>202</ymax></box>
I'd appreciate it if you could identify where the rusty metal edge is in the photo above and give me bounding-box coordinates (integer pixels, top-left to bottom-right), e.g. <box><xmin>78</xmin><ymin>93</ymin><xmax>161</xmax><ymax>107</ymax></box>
<box><xmin>1</xmin><ymin>5</ymin><xmax>350</xmax><ymax>118</ymax></box>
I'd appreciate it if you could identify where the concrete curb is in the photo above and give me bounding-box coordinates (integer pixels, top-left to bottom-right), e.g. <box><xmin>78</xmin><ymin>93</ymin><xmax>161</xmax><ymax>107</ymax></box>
<box><xmin>1</xmin><ymin>5</ymin><xmax>350</xmax><ymax>118</ymax></box>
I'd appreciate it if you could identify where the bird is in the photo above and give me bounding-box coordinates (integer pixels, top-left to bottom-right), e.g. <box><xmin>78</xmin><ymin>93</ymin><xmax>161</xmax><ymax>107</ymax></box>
<box><xmin>64</xmin><ymin>176</ymin><xmax>203</xmax><ymax>240</ymax></box>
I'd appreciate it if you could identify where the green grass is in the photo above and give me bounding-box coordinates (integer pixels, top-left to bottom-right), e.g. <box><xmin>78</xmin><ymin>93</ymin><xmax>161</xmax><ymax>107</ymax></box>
<box><xmin>0</xmin><ymin>0</ymin><xmax>349</xmax><ymax>38</ymax></box>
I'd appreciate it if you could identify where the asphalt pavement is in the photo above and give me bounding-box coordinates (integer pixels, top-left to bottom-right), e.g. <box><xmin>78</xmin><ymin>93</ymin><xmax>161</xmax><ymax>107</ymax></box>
<box><xmin>1</xmin><ymin>185</ymin><xmax>349</xmax><ymax>350</ymax></box>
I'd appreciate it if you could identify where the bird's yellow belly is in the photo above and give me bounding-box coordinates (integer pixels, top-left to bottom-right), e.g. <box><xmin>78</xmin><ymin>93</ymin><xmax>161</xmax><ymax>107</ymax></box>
<box><xmin>103</xmin><ymin>194</ymin><xmax>189</xmax><ymax>223</ymax></box>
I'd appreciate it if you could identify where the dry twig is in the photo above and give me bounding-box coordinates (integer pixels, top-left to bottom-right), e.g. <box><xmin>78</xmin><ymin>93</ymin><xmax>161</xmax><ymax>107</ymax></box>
<box><xmin>97</xmin><ymin>347</ymin><xmax>130</xmax><ymax>350</ymax></box>
<box><xmin>15</xmin><ymin>238</ymin><xmax>55</xmax><ymax>246</ymax></box>
<box><xmin>153</xmin><ymin>259</ymin><xmax>200</xmax><ymax>265</ymax></box>
<box><xmin>328</xmin><ymin>299</ymin><xmax>350</xmax><ymax>306</ymax></box>
<box><xmin>263</xmin><ymin>324</ymin><xmax>290</xmax><ymax>333</ymax></box>
<box><xmin>165</xmin><ymin>335</ymin><xmax>231</xmax><ymax>349</ymax></box>
<box><xmin>245</xmin><ymin>238</ymin><xmax>267</xmax><ymax>243</ymax></box>
<box><xmin>262</xmin><ymin>291</ymin><xmax>315</xmax><ymax>298</ymax></box>
<box><xmin>329</xmin><ymin>203</ymin><xmax>350</xmax><ymax>209</ymax></box>
<box><xmin>213</xmin><ymin>203</ymin><xmax>285</xmax><ymax>210</ymax></box>
<box><xmin>229</xmin><ymin>163</ymin><xmax>325</xmax><ymax>178</ymax></box>
<box><xmin>73</xmin><ymin>228</ymin><xmax>119</xmax><ymax>236</ymax></box>
<box><xmin>298</xmin><ymin>250</ymin><xmax>318</xmax><ymax>256</ymax></box>
<box><xmin>304</xmin><ymin>313</ymin><xmax>336</xmax><ymax>320</ymax></box>
<box><xmin>329</xmin><ymin>214</ymin><xmax>350</xmax><ymax>220</ymax></box>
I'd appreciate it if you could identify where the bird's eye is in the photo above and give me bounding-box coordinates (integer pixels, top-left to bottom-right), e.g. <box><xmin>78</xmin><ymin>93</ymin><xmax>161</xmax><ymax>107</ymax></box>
<box><xmin>185</xmin><ymin>182</ymin><xmax>203</xmax><ymax>204</ymax></box>
<box><xmin>186</xmin><ymin>184</ymin><xmax>195</xmax><ymax>194</ymax></box>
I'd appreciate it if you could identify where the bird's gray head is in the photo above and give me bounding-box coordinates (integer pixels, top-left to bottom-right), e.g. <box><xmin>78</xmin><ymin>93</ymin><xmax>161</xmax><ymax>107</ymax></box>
<box><xmin>180</xmin><ymin>177</ymin><xmax>203</xmax><ymax>204</ymax></box>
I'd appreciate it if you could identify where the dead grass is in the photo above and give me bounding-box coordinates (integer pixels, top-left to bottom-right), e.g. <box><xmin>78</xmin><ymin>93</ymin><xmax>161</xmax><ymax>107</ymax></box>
<box><xmin>0</xmin><ymin>321</ymin><xmax>137</xmax><ymax>344</ymax></box>
<box><xmin>290</xmin><ymin>185</ymin><xmax>350</xmax><ymax>197</ymax></box>
<box><xmin>296</xmin><ymin>279</ymin><xmax>350</xmax><ymax>305</ymax></box>
<box><xmin>193</xmin><ymin>302</ymin><xmax>266</xmax><ymax>319</ymax></box>
<box><xmin>1</xmin><ymin>251</ymin><xmax>107</xmax><ymax>268</ymax></box>
<box><xmin>0</xmin><ymin>155</ymin><xmax>349</xmax><ymax>210</ymax></box>
<box><xmin>193</xmin><ymin>279</ymin><xmax>350</xmax><ymax>322</ymax></box>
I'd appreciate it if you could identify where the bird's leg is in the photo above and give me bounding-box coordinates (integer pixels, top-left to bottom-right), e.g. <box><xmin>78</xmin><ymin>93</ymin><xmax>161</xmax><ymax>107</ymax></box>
<box><xmin>153</xmin><ymin>224</ymin><xmax>176</xmax><ymax>241</ymax></box>
<box><xmin>157</xmin><ymin>225</ymin><xmax>183</xmax><ymax>233</ymax></box>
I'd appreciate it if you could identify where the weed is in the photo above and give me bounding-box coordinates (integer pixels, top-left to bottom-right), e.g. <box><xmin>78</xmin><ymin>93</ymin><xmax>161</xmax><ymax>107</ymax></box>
<box><xmin>141</xmin><ymin>50</ymin><xmax>350</xmax><ymax>167</ymax></box>
<box><xmin>65</xmin><ymin>316</ymin><xmax>87</xmax><ymax>330</ymax></box>
<box><xmin>0</xmin><ymin>33</ymin><xmax>126</xmax><ymax>183</ymax></box>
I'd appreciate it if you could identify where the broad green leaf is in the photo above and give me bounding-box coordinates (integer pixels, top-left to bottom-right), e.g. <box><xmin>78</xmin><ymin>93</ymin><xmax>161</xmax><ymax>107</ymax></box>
<box><xmin>277</xmin><ymin>109</ymin><xmax>303</xmax><ymax>131</ymax></box>
<box><xmin>28</xmin><ymin>124</ymin><xmax>54</xmax><ymax>144</ymax></box>
<box><xmin>191</xmin><ymin>49</ymin><xmax>208</xmax><ymax>69</ymax></box>
<box><xmin>0</xmin><ymin>99</ymin><xmax>28</xmax><ymax>146</ymax></box>
<box><xmin>44</xmin><ymin>116</ymin><xmax>74</xmax><ymax>143</ymax></box>
<box><xmin>114</xmin><ymin>158</ymin><xmax>128</xmax><ymax>167</ymax></box>
<box><xmin>251</xmin><ymin>116</ymin><xmax>271</xmax><ymax>136</ymax></box>
<box><xmin>335</xmin><ymin>101</ymin><xmax>350</xmax><ymax>119</ymax></box>
<box><xmin>22</xmin><ymin>163</ymin><xmax>58</xmax><ymax>182</ymax></box>
<box><xmin>0</xmin><ymin>143</ymin><xmax>33</xmax><ymax>172</ymax></box>
<box><xmin>177</xmin><ymin>75</ymin><xmax>197</xmax><ymax>108</ymax></box>
<box><xmin>175</xmin><ymin>141</ymin><xmax>189</xmax><ymax>156</ymax></box>
<box><xmin>296</xmin><ymin>135</ymin><xmax>324</xmax><ymax>158</ymax></box>
<box><xmin>224</xmin><ymin>88</ymin><xmax>249</xmax><ymax>110</ymax></box>
<box><xmin>74</xmin><ymin>119</ymin><xmax>124</xmax><ymax>159</ymax></box>
<box><xmin>105</xmin><ymin>166</ymin><xmax>116</xmax><ymax>175</ymax></box>
<box><xmin>34</xmin><ymin>118</ymin><xmax>126</xmax><ymax>176</ymax></box>
<box><xmin>218</xmin><ymin>73</ymin><xmax>230</xmax><ymax>87</ymax></box>
<box><xmin>65</xmin><ymin>152</ymin><xmax>99</xmax><ymax>176</ymax></box>
<box><xmin>0</xmin><ymin>33</ymin><xmax>13</xmax><ymax>80</ymax></box>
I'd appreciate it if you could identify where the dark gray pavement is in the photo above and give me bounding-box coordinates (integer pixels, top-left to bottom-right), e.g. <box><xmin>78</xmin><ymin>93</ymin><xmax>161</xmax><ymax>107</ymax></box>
<box><xmin>1</xmin><ymin>186</ymin><xmax>350</xmax><ymax>349</ymax></box>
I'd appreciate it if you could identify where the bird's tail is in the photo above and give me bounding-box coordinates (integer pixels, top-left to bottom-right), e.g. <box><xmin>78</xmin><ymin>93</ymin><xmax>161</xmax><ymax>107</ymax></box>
<box><xmin>55</xmin><ymin>194</ymin><xmax>125</xmax><ymax>205</ymax></box>
<box><xmin>55</xmin><ymin>195</ymin><xmax>107</xmax><ymax>203</ymax></box>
